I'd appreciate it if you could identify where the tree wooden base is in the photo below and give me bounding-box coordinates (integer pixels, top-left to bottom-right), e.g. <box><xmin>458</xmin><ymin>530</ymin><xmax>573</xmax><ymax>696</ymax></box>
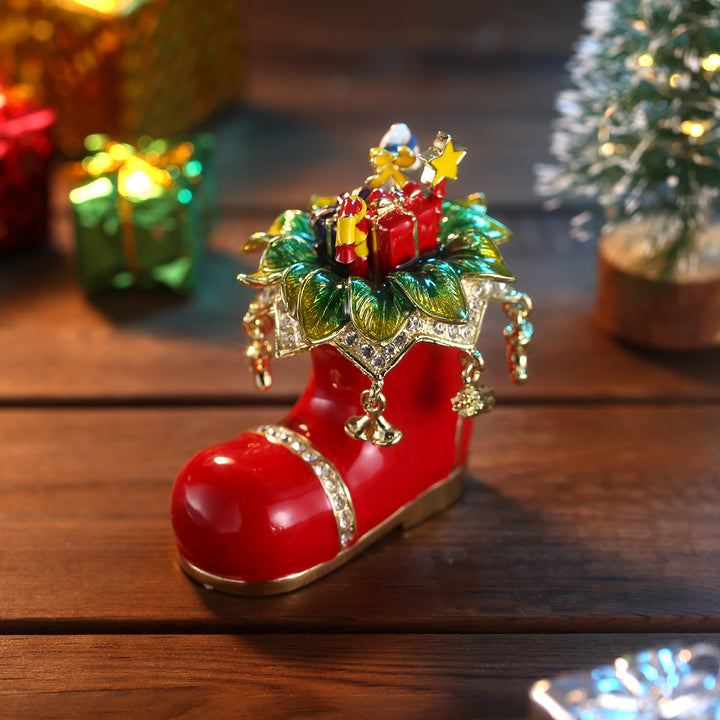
<box><xmin>594</xmin><ymin>225</ymin><xmax>720</xmax><ymax>350</ymax></box>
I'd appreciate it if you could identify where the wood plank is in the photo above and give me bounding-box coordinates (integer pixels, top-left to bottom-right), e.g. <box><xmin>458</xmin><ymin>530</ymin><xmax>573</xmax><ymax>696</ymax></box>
<box><xmin>235</xmin><ymin>0</ymin><xmax>583</xmax><ymax>210</ymax></box>
<box><xmin>2</xmin><ymin>215</ymin><xmax>718</xmax><ymax>403</ymax></box>
<box><xmin>228</xmin><ymin>60</ymin><xmax>566</xmax><ymax>210</ymax></box>
<box><xmin>0</xmin><ymin>634</ymin><xmax>717</xmax><ymax>720</ymax></box>
<box><xmin>246</xmin><ymin>0</ymin><xmax>585</xmax><ymax>60</ymax></box>
<box><xmin>1</xmin><ymin>404</ymin><xmax>718</xmax><ymax>631</ymax></box>
<box><xmin>0</xmin><ymin>633</ymin><xmax>713</xmax><ymax>720</ymax></box>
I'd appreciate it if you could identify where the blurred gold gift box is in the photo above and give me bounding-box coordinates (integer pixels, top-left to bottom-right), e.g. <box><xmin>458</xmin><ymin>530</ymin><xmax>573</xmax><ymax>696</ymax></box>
<box><xmin>0</xmin><ymin>0</ymin><xmax>242</xmax><ymax>155</ymax></box>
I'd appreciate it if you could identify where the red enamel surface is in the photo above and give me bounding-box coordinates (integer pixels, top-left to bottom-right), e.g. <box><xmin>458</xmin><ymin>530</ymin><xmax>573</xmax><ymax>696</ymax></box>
<box><xmin>401</xmin><ymin>181</ymin><xmax>442</xmax><ymax>254</ymax></box>
<box><xmin>171</xmin><ymin>342</ymin><xmax>473</xmax><ymax>584</ymax></box>
<box><xmin>366</xmin><ymin>182</ymin><xmax>443</xmax><ymax>276</ymax></box>
<box><xmin>171</xmin><ymin>435</ymin><xmax>339</xmax><ymax>582</ymax></box>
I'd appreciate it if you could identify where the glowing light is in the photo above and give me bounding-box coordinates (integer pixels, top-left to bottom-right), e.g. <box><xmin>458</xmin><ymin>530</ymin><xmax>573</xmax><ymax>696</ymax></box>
<box><xmin>66</xmin><ymin>0</ymin><xmax>136</xmax><ymax>14</ymax></box>
<box><xmin>0</xmin><ymin>93</ymin><xmax>6</xmax><ymax>109</ymax></box>
<box><xmin>69</xmin><ymin>177</ymin><xmax>114</xmax><ymax>204</ymax></box>
<box><xmin>177</xmin><ymin>188</ymin><xmax>192</xmax><ymax>204</ymax></box>
<box><xmin>84</xmin><ymin>152</ymin><xmax>114</xmax><ymax>177</ymax></box>
<box><xmin>185</xmin><ymin>160</ymin><xmax>202</xmax><ymax>178</ymax></box>
<box><xmin>121</xmin><ymin>170</ymin><xmax>152</xmax><ymax>195</ymax></box>
<box><xmin>566</xmin><ymin>689</ymin><xmax>587</xmax><ymax>705</ymax></box>
<box><xmin>108</xmin><ymin>142</ymin><xmax>131</xmax><ymax>161</ymax></box>
<box><xmin>151</xmin><ymin>139</ymin><xmax>168</xmax><ymax>154</ymax></box>
<box><xmin>638</xmin><ymin>53</ymin><xmax>654</xmax><ymax>67</ymax></box>
<box><xmin>600</xmin><ymin>142</ymin><xmax>616</xmax><ymax>156</ymax></box>
<box><xmin>632</xmin><ymin>20</ymin><xmax>647</xmax><ymax>31</ymax></box>
<box><xmin>84</xmin><ymin>134</ymin><xmax>107</xmax><ymax>153</ymax></box>
<box><xmin>702</xmin><ymin>54</ymin><xmax>720</xmax><ymax>72</ymax></box>
<box><xmin>213</xmin><ymin>456</ymin><xmax>234</xmax><ymax>465</ymax></box>
<box><xmin>669</xmin><ymin>73</ymin><xmax>681</xmax><ymax>88</ymax></box>
<box><xmin>680</xmin><ymin>121</ymin><xmax>705</xmax><ymax>137</ymax></box>
<box><xmin>117</xmin><ymin>157</ymin><xmax>172</xmax><ymax>197</ymax></box>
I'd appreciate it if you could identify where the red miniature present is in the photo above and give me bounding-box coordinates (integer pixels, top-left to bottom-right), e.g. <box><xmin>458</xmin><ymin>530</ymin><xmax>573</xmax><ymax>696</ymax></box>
<box><xmin>367</xmin><ymin>181</ymin><xmax>443</xmax><ymax>277</ymax></box>
<box><xmin>0</xmin><ymin>88</ymin><xmax>55</xmax><ymax>252</ymax></box>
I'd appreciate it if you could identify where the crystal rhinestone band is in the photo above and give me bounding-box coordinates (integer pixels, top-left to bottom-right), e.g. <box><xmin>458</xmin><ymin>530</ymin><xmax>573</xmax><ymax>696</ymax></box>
<box><xmin>272</xmin><ymin>276</ymin><xmax>498</xmax><ymax>380</ymax></box>
<box><xmin>251</xmin><ymin>425</ymin><xmax>358</xmax><ymax>549</ymax></box>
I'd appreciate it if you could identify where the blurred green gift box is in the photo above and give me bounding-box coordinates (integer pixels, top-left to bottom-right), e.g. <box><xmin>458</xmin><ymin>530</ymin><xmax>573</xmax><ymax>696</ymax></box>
<box><xmin>67</xmin><ymin>133</ymin><xmax>216</xmax><ymax>294</ymax></box>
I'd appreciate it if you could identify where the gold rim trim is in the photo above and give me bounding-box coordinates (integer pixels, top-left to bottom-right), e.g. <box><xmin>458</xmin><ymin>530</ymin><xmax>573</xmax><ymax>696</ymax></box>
<box><xmin>177</xmin><ymin>465</ymin><xmax>466</xmax><ymax>597</ymax></box>
<box><xmin>251</xmin><ymin>424</ymin><xmax>358</xmax><ymax>549</ymax></box>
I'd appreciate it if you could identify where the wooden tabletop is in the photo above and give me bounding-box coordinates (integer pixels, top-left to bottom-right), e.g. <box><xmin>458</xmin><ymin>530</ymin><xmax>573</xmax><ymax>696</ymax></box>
<box><xmin>3</xmin><ymin>2</ymin><xmax>720</xmax><ymax>718</ymax></box>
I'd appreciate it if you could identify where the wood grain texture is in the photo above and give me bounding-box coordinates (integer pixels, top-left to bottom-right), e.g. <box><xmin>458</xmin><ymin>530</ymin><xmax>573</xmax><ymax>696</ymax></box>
<box><xmin>0</xmin><ymin>633</ymin><xmax>713</xmax><ymax>720</ymax></box>
<box><xmin>246</xmin><ymin>0</ymin><xmax>585</xmax><ymax>60</ymax></box>
<box><xmin>1</xmin><ymin>404</ymin><xmax>718</xmax><ymax>632</ymax></box>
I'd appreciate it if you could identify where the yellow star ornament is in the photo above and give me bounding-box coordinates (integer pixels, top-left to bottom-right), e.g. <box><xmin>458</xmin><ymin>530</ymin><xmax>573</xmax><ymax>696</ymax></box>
<box><xmin>419</xmin><ymin>131</ymin><xmax>467</xmax><ymax>186</ymax></box>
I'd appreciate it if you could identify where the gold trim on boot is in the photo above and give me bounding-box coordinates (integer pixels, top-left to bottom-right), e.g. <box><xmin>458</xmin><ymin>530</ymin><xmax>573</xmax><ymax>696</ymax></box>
<box><xmin>176</xmin><ymin>465</ymin><xmax>466</xmax><ymax>597</ymax></box>
<box><xmin>251</xmin><ymin>424</ymin><xmax>358</xmax><ymax>549</ymax></box>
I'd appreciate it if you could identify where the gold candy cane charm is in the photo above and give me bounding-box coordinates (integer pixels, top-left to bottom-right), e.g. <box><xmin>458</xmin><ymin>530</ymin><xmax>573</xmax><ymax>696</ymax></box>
<box><xmin>502</xmin><ymin>292</ymin><xmax>533</xmax><ymax>385</ymax></box>
<box><xmin>243</xmin><ymin>291</ymin><xmax>275</xmax><ymax>391</ymax></box>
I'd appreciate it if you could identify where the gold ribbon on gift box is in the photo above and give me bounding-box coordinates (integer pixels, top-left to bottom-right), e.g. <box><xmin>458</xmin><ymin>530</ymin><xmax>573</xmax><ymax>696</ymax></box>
<box><xmin>68</xmin><ymin>137</ymin><xmax>195</xmax><ymax>276</ymax></box>
<box><xmin>366</xmin><ymin>146</ymin><xmax>416</xmax><ymax>189</ymax></box>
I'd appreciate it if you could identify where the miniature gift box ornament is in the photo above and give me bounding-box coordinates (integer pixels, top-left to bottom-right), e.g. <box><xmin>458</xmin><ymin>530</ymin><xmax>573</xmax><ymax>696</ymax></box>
<box><xmin>67</xmin><ymin>134</ymin><xmax>214</xmax><ymax>294</ymax></box>
<box><xmin>0</xmin><ymin>0</ymin><xmax>241</xmax><ymax>156</ymax></box>
<box><xmin>171</xmin><ymin>124</ymin><xmax>534</xmax><ymax>595</ymax></box>
<box><xmin>0</xmin><ymin>85</ymin><xmax>55</xmax><ymax>253</ymax></box>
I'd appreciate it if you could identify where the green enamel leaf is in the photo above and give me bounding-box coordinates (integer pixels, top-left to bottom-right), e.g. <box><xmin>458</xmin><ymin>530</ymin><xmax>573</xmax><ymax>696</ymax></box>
<box><xmin>264</xmin><ymin>235</ymin><xmax>317</xmax><ymax>270</ymax></box>
<box><xmin>238</xmin><ymin>268</ymin><xmax>276</xmax><ymax>287</ymax></box>
<box><xmin>268</xmin><ymin>209</ymin><xmax>315</xmax><ymax>240</ymax></box>
<box><xmin>443</xmin><ymin>231</ymin><xmax>515</xmax><ymax>281</ymax></box>
<box><xmin>389</xmin><ymin>259</ymin><xmax>468</xmax><ymax>322</ymax></box>
<box><xmin>446</xmin><ymin>250</ymin><xmax>515</xmax><ymax>281</ymax></box>
<box><xmin>282</xmin><ymin>261</ymin><xmax>319</xmax><ymax>314</ymax></box>
<box><xmin>298</xmin><ymin>268</ymin><xmax>349</xmax><ymax>342</ymax></box>
<box><xmin>443</xmin><ymin>228</ymin><xmax>506</xmax><ymax>257</ymax></box>
<box><xmin>241</xmin><ymin>231</ymin><xmax>272</xmax><ymax>253</ymax></box>
<box><xmin>439</xmin><ymin>200</ymin><xmax>511</xmax><ymax>245</ymax></box>
<box><xmin>240</xmin><ymin>235</ymin><xmax>318</xmax><ymax>286</ymax></box>
<box><xmin>349</xmin><ymin>278</ymin><xmax>412</xmax><ymax>342</ymax></box>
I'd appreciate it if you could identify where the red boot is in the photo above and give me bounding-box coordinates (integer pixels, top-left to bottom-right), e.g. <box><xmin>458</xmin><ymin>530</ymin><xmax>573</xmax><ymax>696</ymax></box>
<box><xmin>171</xmin><ymin>126</ymin><xmax>533</xmax><ymax>594</ymax></box>
<box><xmin>172</xmin><ymin>342</ymin><xmax>473</xmax><ymax>594</ymax></box>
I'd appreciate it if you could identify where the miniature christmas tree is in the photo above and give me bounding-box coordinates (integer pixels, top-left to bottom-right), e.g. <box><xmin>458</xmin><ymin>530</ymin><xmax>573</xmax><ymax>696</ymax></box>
<box><xmin>537</xmin><ymin>0</ymin><xmax>720</xmax><ymax>280</ymax></box>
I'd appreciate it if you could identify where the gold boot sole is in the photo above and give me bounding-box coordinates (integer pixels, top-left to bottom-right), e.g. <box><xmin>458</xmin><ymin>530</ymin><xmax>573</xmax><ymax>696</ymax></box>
<box><xmin>176</xmin><ymin>465</ymin><xmax>466</xmax><ymax>597</ymax></box>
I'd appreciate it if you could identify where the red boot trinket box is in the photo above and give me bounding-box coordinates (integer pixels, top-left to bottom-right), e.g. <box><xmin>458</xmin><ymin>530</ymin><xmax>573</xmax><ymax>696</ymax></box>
<box><xmin>171</xmin><ymin>124</ymin><xmax>534</xmax><ymax>595</ymax></box>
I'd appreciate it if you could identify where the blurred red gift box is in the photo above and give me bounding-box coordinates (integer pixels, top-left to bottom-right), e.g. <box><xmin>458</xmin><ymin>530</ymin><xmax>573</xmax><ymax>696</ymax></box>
<box><xmin>0</xmin><ymin>87</ymin><xmax>56</xmax><ymax>252</ymax></box>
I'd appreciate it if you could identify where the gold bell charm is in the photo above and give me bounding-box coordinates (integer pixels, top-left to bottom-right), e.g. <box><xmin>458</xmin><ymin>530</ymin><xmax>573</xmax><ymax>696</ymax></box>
<box><xmin>452</xmin><ymin>351</ymin><xmax>495</xmax><ymax>418</ymax></box>
<box><xmin>345</xmin><ymin>381</ymin><xmax>403</xmax><ymax>447</ymax></box>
